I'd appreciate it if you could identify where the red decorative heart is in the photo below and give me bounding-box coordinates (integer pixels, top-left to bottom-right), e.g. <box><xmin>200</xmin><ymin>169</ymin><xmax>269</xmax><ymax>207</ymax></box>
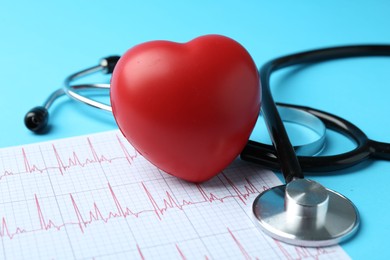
<box><xmin>110</xmin><ymin>35</ymin><xmax>260</xmax><ymax>182</ymax></box>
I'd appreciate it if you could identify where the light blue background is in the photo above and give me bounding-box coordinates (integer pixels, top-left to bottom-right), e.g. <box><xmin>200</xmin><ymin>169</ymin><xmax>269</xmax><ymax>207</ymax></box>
<box><xmin>1</xmin><ymin>1</ymin><xmax>390</xmax><ymax>258</ymax></box>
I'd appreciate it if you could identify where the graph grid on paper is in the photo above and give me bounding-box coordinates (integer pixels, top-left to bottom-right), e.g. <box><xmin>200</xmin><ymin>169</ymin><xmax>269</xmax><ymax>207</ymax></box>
<box><xmin>0</xmin><ymin>130</ymin><xmax>350</xmax><ymax>259</ymax></box>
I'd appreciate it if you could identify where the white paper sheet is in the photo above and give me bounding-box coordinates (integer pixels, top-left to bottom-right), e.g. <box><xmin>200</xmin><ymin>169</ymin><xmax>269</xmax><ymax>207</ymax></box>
<box><xmin>0</xmin><ymin>130</ymin><xmax>350</xmax><ymax>259</ymax></box>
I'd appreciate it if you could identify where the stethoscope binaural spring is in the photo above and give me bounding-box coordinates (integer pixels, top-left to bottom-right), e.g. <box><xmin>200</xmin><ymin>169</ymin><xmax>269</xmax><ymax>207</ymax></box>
<box><xmin>24</xmin><ymin>44</ymin><xmax>390</xmax><ymax>247</ymax></box>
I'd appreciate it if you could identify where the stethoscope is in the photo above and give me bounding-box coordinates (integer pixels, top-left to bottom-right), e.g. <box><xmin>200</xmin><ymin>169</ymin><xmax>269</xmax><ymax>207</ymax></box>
<box><xmin>24</xmin><ymin>44</ymin><xmax>390</xmax><ymax>247</ymax></box>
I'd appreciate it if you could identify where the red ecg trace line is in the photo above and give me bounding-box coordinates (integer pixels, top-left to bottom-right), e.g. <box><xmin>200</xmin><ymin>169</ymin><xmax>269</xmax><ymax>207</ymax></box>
<box><xmin>228</xmin><ymin>227</ymin><xmax>252</xmax><ymax>260</ymax></box>
<box><xmin>175</xmin><ymin>244</ymin><xmax>187</xmax><ymax>260</ymax></box>
<box><xmin>0</xmin><ymin>134</ymin><xmax>336</xmax><ymax>259</ymax></box>
<box><xmin>0</xmin><ymin>172</ymin><xmax>265</xmax><ymax>240</ymax></box>
<box><xmin>227</xmin><ymin>228</ymin><xmax>333</xmax><ymax>260</ymax></box>
<box><xmin>137</xmin><ymin>244</ymin><xmax>145</xmax><ymax>260</ymax></box>
<box><xmin>1</xmin><ymin>135</ymin><xmax>137</xmax><ymax>181</ymax></box>
<box><xmin>2</xmin><ymin>176</ymin><xmax>334</xmax><ymax>260</ymax></box>
<box><xmin>274</xmin><ymin>240</ymin><xmax>333</xmax><ymax>260</ymax></box>
<box><xmin>48</xmin><ymin>135</ymin><xmax>137</xmax><ymax>175</ymax></box>
<box><xmin>134</xmin><ymin>228</ymin><xmax>334</xmax><ymax>260</ymax></box>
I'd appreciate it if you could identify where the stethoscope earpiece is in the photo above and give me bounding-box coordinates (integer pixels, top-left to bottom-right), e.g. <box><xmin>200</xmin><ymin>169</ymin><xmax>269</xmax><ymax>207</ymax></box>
<box><xmin>100</xmin><ymin>56</ymin><xmax>121</xmax><ymax>74</ymax></box>
<box><xmin>24</xmin><ymin>106</ymin><xmax>49</xmax><ymax>133</ymax></box>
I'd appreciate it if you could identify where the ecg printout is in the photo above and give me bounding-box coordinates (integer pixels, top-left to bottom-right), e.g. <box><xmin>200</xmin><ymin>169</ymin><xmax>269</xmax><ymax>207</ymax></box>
<box><xmin>0</xmin><ymin>130</ymin><xmax>350</xmax><ymax>259</ymax></box>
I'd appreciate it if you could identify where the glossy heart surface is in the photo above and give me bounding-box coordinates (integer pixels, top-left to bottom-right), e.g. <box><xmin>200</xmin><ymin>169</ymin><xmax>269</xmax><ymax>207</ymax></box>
<box><xmin>110</xmin><ymin>35</ymin><xmax>260</xmax><ymax>182</ymax></box>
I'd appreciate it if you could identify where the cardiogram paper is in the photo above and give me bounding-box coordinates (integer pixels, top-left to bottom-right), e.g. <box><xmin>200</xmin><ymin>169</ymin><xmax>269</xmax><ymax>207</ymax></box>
<box><xmin>0</xmin><ymin>130</ymin><xmax>351</xmax><ymax>259</ymax></box>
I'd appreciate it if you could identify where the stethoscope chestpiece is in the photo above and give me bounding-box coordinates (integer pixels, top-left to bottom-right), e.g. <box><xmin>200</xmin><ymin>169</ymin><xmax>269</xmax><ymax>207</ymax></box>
<box><xmin>252</xmin><ymin>179</ymin><xmax>360</xmax><ymax>247</ymax></box>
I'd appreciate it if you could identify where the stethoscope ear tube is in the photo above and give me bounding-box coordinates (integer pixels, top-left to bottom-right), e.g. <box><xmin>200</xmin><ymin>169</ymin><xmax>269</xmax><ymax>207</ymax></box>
<box><xmin>242</xmin><ymin>102</ymin><xmax>373</xmax><ymax>172</ymax></box>
<box><xmin>256</xmin><ymin>45</ymin><xmax>390</xmax><ymax>182</ymax></box>
<box><xmin>369</xmin><ymin>140</ymin><xmax>390</xmax><ymax>160</ymax></box>
<box><xmin>24</xmin><ymin>56</ymin><xmax>120</xmax><ymax>133</ymax></box>
<box><xmin>62</xmin><ymin>56</ymin><xmax>120</xmax><ymax>112</ymax></box>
